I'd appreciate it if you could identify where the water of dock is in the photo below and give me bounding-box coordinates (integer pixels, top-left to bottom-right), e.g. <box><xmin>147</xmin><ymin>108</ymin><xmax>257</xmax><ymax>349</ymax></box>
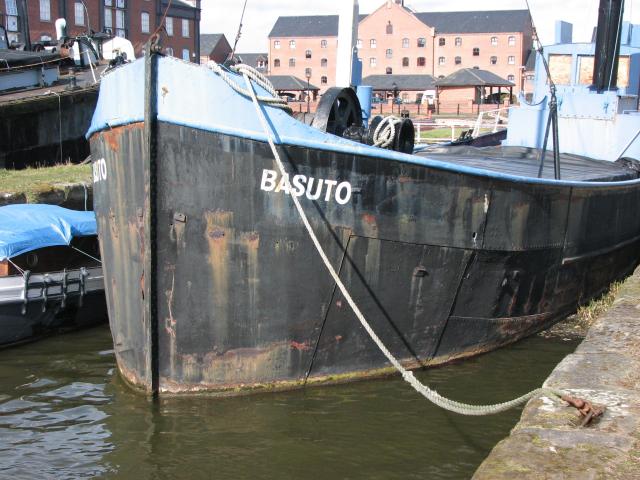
<box><xmin>0</xmin><ymin>323</ymin><xmax>580</xmax><ymax>479</ymax></box>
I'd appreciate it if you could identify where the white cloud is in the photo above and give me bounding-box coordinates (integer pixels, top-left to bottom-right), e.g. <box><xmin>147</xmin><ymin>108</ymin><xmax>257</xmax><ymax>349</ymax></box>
<box><xmin>199</xmin><ymin>0</ymin><xmax>640</xmax><ymax>53</ymax></box>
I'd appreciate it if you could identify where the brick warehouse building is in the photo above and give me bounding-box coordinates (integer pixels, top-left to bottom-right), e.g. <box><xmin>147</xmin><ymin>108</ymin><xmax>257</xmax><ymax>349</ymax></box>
<box><xmin>268</xmin><ymin>0</ymin><xmax>533</xmax><ymax>96</ymax></box>
<box><xmin>1</xmin><ymin>0</ymin><xmax>200</xmax><ymax>61</ymax></box>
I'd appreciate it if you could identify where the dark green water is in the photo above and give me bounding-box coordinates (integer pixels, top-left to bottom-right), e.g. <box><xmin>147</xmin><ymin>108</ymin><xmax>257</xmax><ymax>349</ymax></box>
<box><xmin>0</xmin><ymin>325</ymin><xmax>580</xmax><ymax>480</ymax></box>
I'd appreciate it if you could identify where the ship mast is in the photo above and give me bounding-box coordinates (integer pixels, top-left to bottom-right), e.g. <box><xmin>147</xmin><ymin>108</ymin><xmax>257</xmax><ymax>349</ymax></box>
<box><xmin>592</xmin><ymin>0</ymin><xmax>625</xmax><ymax>91</ymax></box>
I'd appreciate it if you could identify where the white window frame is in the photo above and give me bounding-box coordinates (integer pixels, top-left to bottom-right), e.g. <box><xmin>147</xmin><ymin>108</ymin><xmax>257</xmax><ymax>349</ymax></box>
<box><xmin>141</xmin><ymin>12</ymin><xmax>150</xmax><ymax>34</ymax></box>
<box><xmin>438</xmin><ymin>56</ymin><xmax>445</xmax><ymax>65</ymax></box>
<box><xmin>39</xmin><ymin>0</ymin><xmax>51</xmax><ymax>21</ymax></box>
<box><xmin>182</xmin><ymin>18</ymin><xmax>189</xmax><ymax>37</ymax></box>
<box><xmin>274</xmin><ymin>40</ymin><xmax>280</xmax><ymax>49</ymax></box>
<box><xmin>74</xmin><ymin>2</ymin><xmax>84</xmax><ymax>26</ymax></box>
<box><xmin>402</xmin><ymin>38</ymin><xmax>409</xmax><ymax>48</ymax></box>
<box><xmin>370</xmin><ymin>39</ymin><xmax>376</xmax><ymax>49</ymax></box>
<box><xmin>508</xmin><ymin>55</ymin><xmax>516</xmax><ymax>65</ymax></box>
<box><xmin>182</xmin><ymin>48</ymin><xmax>190</xmax><ymax>61</ymax></box>
<box><xmin>116</xmin><ymin>0</ymin><xmax>125</xmax><ymax>8</ymax></box>
<box><xmin>104</xmin><ymin>8</ymin><xmax>113</xmax><ymax>30</ymax></box>
<box><xmin>289</xmin><ymin>39</ymin><xmax>296</xmax><ymax>49</ymax></box>
<box><xmin>115</xmin><ymin>9</ymin><xmax>125</xmax><ymax>29</ymax></box>
<box><xmin>491</xmin><ymin>36</ymin><xmax>498</xmax><ymax>46</ymax></box>
<box><xmin>369</xmin><ymin>57</ymin><xmax>376</xmax><ymax>67</ymax></box>
<box><xmin>105</xmin><ymin>0</ymin><xmax>113</xmax><ymax>5</ymax></box>
<box><xmin>165</xmin><ymin>17</ymin><xmax>174</xmax><ymax>36</ymax></box>
<box><xmin>508</xmin><ymin>36</ymin><xmax>516</xmax><ymax>46</ymax></box>
<box><xmin>166</xmin><ymin>47</ymin><xmax>174</xmax><ymax>56</ymax></box>
<box><xmin>5</xmin><ymin>0</ymin><xmax>18</xmax><ymax>16</ymax></box>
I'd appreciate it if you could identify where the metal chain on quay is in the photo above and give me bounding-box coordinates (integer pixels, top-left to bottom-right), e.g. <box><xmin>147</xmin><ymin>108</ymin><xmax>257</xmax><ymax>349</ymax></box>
<box><xmin>207</xmin><ymin>61</ymin><xmax>604</xmax><ymax>425</ymax></box>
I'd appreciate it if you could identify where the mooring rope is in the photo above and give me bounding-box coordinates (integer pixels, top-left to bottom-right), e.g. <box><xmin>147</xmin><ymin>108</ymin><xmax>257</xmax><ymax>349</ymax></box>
<box><xmin>240</xmin><ymin>72</ymin><xmax>577</xmax><ymax>416</ymax></box>
<box><xmin>372</xmin><ymin>115</ymin><xmax>402</xmax><ymax>148</ymax></box>
<box><xmin>208</xmin><ymin>62</ymin><xmax>292</xmax><ymax>113</ymax></box>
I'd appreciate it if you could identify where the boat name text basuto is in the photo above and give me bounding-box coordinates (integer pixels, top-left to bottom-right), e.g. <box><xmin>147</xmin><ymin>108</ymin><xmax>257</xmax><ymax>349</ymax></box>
<box><xmin>260</xmin><ymin>169</ymin><xmax>353</xmax><ymax>204</ymax></box>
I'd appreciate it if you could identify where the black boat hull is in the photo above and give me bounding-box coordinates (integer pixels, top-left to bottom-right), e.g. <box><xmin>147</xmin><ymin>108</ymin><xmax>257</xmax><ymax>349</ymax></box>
<box><xmin>90</xmin><ymin>121</ymin><xmax>640</xmax><ymax>394</ymax></box>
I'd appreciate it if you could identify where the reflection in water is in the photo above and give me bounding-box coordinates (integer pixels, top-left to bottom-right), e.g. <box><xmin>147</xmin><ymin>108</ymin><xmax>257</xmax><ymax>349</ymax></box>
<box><xmin>0</xmin><ymin>325</ymin><xmax>580</xmax><ymax>479</ymax></box>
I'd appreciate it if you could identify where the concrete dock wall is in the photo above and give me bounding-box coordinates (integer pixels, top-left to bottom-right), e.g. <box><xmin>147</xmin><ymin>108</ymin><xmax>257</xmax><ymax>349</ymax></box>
<box><xmin>473</xmin><ymin>268</ymin><xmax>640</xmax><ymax>479</ymax></box>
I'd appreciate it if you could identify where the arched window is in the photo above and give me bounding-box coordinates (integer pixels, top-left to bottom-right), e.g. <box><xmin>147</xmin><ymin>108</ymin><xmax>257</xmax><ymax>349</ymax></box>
<box><xmin>274</xmin><ymin>59</ymin><xmax>280</xmax><ymax>67</ymax></box>
<box><xmin>438</xmin><ymin>56</ymin><xmax>445</xmax><ymax>65</ymax></box>
<box><xmin>321</xmin><ymin>76</ymin><xmax>327</xmax><ymax>85</ymax></box>
<box><xmin>385</xmin><ymin>48</ymin><xmax>392</xmax><ymax>59</ymax></box>
<box><xmin>321</xmin><ymin>58</ymin><xmax>328</xmax><ymax>68</ymax></box>
<box><xmin>417</xmin><ymin>37</ymin><xmax>426</xmax><ymax>48</ymax></box>
<box><xmin>386</xmin><ymin>21</ymin><xmax>393</xmax><ymax>34</ymax></box>
<box><xmin>402</xmin><ymin>57</ymin><xmax>409</xmax><ymax>67</ymax></box>
<box><xmin>321</xmin><ymin>39</ymin><xmax>327</xmax><ymax>48</ymax></box>
<box><xmin>417</xmin><ymin>57</ymin><xmax>425</xmax><ymax>67</ymax></box>
<box><xmin>386</xmin><ymin>67</ymin><xmax>392</xmax><ymax>74</ymax></box>
<box><xmin>289</xmin><ymin>39</ymin><xmax>296</xmax><ymax>49</ymax></box>
<box><xmin>289</xmin><ymin>58</ymin><xmax>295</xmax><ymax>67</ymax></box>
<box><xmin>274</xmin><ymin>40</ymin><xmax>280</xmax><ymax>49</ymax></box>
<box><xmin>402</xmin><ymin>38</ymin><xmax>409</xmax><ymax>48</ymax></box>
<box><xmin>508</xmin><ymin>55</ymin><xmax>515</xmax><ymax>65</ymax></box>
<box><xmin>305</xmin><ymin>67</ymin><xmax>312</xmax><ymax>78</ymax></box>
<box><xmin>490</xmin><ymin>56</ymin><xmax>497</xmax><ymax>65</ymax></box>
<box><xmin>491</xmin><ymin>36</ymin><xmax>498</xmax><ymax>46</ymax></box>
<box><xmin>455</xmin><ymin>56</ymin><xmax>461</xmax><ymax>65</ymax></box>
<box><xmin>455</xmin><ymin>37</ymin><xmax>462</xmax><ymax>46</ymax></box>
<box><xmin>370</xmin><ymin>39</ymin><xmax>377</xmax><ymax>48</ymax></box>
<box><xmin>508</xmin><ymin>36</ymin><xmax>516</xmax><ymax>46</ymax></box>
<box><xmin>439</xmin><ymin>38</ymin><xmax>445</xmax><ymax>46</ymax></box>
<box><xmin>305</xmin><ymin>49</ymin><xmax>312</xmax><ymax>59</ymax></box>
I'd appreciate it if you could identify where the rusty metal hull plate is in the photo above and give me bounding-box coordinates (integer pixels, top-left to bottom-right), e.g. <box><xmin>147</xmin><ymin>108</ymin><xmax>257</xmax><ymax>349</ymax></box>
<box><xmin>90</xmin><ymin>122</ymin><xmax>640</xmax><ymax>395</ymax></box>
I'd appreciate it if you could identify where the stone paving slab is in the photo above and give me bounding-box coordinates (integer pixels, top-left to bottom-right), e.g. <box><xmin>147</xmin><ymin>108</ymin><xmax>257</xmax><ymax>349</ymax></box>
<box><xmin>473</xmin><ymin>268</ymin><xmax>640</xmax><ymax>479</ymax></box>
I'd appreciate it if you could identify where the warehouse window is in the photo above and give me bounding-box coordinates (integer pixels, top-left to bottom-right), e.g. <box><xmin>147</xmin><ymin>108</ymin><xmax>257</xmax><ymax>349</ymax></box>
<box><xmin>40</xmin><ymin>0</ymin><xmax>51</xmax><ymax>21</ymax></box>
<box><xmin>417</xmin><ymin>37</ymin><xmax>426</xmax><ymax>48</ymax></box>
<box><xmin>182</xmin><ymin>19</ymin><xmax>189</xmax><ymax>37</ymax></box>
<box><xmin>402</xmin><ymin>57</ymin><xmax>409</xmax><ymax>67</ymax></box>
<box><xmin>165</xmin><ymin>17</ymin><xmax>174</xmax><ymax>36</ymax></box>
<box><xmin>439</xmin><ymin>38</ymin><xmax>445</xmax><ymax>46</ymax></box>
<box><xmin>273</xmin><ymin>58</ymin><xmax>280</xmax><ymax>68</ymax></box>
<box><xmin>141</xmin><ymin>12</ymin><xmax>150</xmax><ymax>33</ymax></box>
<box><xmin>417</xmin><ymin>57</ymin><xmax>426</xmax><ymax>67</ymax></box>
<box><xmin>74</xmin><ymin>2</ymin><xmax>84</xmax><ymax>26</ymax></box>
<box><xmin>289</xmin><ymin>58</ymin><xmax>295</xmax><ymax>67</ymax></box>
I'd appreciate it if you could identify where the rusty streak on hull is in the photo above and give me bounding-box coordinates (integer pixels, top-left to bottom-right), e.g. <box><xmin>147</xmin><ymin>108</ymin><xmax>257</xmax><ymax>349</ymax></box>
<box><xmin>90</xmin><ymin>121</ymin><xmax>640</xmax><ymax>396</ymax></box>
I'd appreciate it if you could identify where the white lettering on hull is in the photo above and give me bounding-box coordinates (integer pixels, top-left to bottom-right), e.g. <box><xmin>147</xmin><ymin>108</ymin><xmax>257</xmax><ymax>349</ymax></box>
<box><xmin>93</xmin><ymin>158</ymin><xmax>107</xmax><ymax>183</ymax></box>
<box><xmin>259</xmin><ymin>169</ymin><xmax>352</xmax><ymax>205</ymax></box>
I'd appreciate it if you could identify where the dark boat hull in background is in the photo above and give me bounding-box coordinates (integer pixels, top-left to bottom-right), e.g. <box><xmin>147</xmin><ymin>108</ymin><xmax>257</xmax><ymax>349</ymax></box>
<box><xmin>90</xmin><ymin>113</ymin><xmax>640</xmax><ymax>394</ymax></box>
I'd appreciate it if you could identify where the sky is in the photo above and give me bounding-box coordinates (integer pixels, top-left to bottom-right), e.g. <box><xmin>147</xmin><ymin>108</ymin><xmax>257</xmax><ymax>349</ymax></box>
<box><xmin>199</xmin><ymin>0</ymin><xmax>640</xmax><ymax>54</ymax></box>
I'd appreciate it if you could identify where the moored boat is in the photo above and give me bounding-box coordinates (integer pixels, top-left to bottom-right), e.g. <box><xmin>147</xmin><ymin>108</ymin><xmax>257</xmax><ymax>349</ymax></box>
<box><xmin>88</xmin><ymin>0</ymin><xmax>640</xmax><ymax>396</ymax></box>
<box><xmin>0</xmin><ymin>204</ymin><xmax>107</xmax><ymax>347</ymax></box>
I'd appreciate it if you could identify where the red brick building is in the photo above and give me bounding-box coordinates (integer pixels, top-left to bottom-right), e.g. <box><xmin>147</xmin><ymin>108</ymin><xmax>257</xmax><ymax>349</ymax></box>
<box><xmin>1</xmin><ymin>0</ymin><xmax>201</xmax><ymax>61</ymax></box>
<box><xmin>268</xmin><ymin>0</ymin><xmax>533</xmax><ymax>95</ymax></box>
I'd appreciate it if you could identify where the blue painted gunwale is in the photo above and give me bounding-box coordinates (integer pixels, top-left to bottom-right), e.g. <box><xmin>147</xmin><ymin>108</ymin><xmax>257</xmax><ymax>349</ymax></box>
<box><xmin>87</xmin><ymin>56</ymin><xmax>640</xmax><ymax>189</ymax></box>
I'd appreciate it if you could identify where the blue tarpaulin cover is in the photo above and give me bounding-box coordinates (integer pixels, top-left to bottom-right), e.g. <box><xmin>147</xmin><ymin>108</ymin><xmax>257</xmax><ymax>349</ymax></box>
<box><xmin>0</xmin><ymin>204</ymin><xmax>97</xmax><ymax>260</ymax></box>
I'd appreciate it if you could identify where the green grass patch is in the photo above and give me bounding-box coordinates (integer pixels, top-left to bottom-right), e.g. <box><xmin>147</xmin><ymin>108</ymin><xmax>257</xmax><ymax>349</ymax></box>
<box><xmin>0</xmin><ymin>163</ymin><xmax>91</xmax><ymax>202</ymax></box>
<box><xmin>576</xmin><ymin>281</ymin><xmax>622</xmax><ymax>327</ymax></box>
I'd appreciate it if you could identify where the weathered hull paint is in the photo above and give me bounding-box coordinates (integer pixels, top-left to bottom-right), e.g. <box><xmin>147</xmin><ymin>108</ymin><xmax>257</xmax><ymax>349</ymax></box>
<box><xmin>90</xmin><ymin>120</ymin><xmax>640</xmax><ymax>395</ymax></box>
